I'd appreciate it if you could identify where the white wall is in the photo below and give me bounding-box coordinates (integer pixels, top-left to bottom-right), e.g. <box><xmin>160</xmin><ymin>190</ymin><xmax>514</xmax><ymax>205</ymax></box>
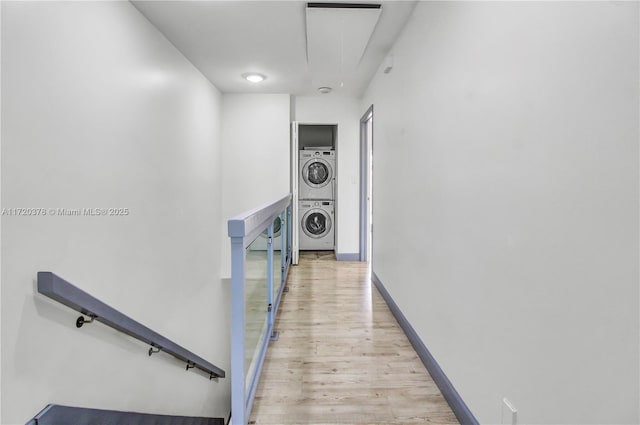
<box><xmin>294</xmin><ymin>96</ymin><xmax>362</xmax><ymax>256</ymax></box>
<box><xmin>1</xmin><ymin>2</ymin><xmax>229</xmax><ymax>423</ymax></box>
<box><xmin>220</xmin><ymin>94</ymin><xmax>290</xmax><ymax>277</ymax></box>
<box><xmin>0</xmin><ymin>3</ymin><xmax>4</xmax><ymax>423</ymax></box>
<box><xmin>362</xmin><ymin>2</ymin><xmax>639</xmax><ymax>423</ymax></box>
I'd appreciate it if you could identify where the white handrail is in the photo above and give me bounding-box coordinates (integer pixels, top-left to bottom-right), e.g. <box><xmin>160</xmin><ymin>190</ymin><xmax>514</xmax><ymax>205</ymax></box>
<box><xmin>228</xmin><ymin>194</ymin><xmax>292</xmax><ymax>247</ymax></box>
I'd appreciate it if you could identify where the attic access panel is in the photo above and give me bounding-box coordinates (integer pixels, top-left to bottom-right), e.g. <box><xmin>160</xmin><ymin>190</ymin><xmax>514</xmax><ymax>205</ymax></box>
<box><xmin>305</xmin><ymin>3</ymin><xmax>382</xmax><ymax>91</ymax></box>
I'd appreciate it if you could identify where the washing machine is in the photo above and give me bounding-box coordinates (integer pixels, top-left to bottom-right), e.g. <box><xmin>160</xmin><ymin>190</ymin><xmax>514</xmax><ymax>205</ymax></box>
<box><xmin>250</xmin><ymin>216</ymin><xmax>283</xmax><ymax>251</ymax></box>
<box><xmin>299</xmin><ymin>200</ymin><xmax>334</xmax><ymax>250</ymax></box>
<box><xmin>299</xmin><ymin>150</ymin><xmax>335</xmax><ymax>200</ymax></box>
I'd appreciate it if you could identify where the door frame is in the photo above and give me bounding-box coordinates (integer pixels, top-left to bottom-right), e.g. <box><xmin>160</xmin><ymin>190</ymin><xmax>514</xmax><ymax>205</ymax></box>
<box><xmin>359</xmin><ymin>105</ymin><xmax>373</xmax><ymax>262</ymax></box>
<box><xmin>291</xmin><ymin>121</ymin><xmax>299</xmax><ymax>265</ymax></box>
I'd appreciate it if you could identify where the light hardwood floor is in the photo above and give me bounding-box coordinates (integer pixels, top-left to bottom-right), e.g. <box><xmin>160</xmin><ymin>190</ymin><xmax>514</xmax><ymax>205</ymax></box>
<box><xmin>249</xmin><ymin>251</ymin><xmax>459</xmax><ymax>425</ymax></box>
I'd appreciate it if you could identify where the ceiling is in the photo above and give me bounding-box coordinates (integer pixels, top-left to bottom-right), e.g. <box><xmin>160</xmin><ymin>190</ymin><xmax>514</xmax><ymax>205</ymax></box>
<box><xmin>132</xmin><ymin>1</ymin><xmax>416</xmax><ymax>97</ymax></box>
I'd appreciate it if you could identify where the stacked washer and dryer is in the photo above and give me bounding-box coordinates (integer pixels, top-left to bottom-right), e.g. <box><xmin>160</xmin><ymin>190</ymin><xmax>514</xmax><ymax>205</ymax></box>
<box><xmin>298</xmin><ymin>149</ymin><xmax>335</xmax><ymax>250</ymax></box>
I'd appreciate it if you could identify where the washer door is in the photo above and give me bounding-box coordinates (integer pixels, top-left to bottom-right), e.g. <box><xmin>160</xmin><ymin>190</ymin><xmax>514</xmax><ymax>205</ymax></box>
<box><xmin>260</xmin><ymin>216</ymin><xmax>282</xmax><ymax>239</ymax></box>
<box><xmin>302</xmin><ymin>209</ymin><xmax>332</xmax><ymax>239</ymax></box>
<box><xmin>302</xmin><ymin>158</ymin><xmax>332</xmax><ymax>188</ymax></box>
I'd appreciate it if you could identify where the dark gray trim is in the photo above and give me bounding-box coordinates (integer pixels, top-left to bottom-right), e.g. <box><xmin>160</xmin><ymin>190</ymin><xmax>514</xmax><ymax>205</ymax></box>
<box><xmin>359</xmin><ymin>105</ymin><xmax>373</xmax><ymax>262</ymax></box>
<box><xmin>371</xmin><ymin>272</ymin><xmax>479</xmax><ymax>425</ymax></box>
<box><xmin>307</xmin><ymin>3</ymin><xmax>381</xmax><ymax>9</ymax></box>
<box><xmin>37</xmin><ymin>272</ymin><xmax>225</xmax><ymax>379</ymax></box>
<box><xmin>335</xmin><ymin>253</ymin><xmax>360</xmax><ymax>261</ymax></box>
<box><xmin>27</xmin><ymin>404</ymin><xmax>224</xmax><ymax>425</ymax></box>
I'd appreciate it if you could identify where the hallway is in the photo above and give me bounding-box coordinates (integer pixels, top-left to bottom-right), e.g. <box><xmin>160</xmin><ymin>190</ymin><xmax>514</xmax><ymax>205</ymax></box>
<box><xmin>249</xmin><ymin>252</ymin><xmax>458</xmax><ymax>424</ymax></box>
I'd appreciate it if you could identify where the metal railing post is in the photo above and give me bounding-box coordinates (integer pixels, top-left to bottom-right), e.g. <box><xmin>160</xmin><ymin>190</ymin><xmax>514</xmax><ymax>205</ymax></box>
<box><xmin>230</xmin><ymin>236</ymin><xmax>247</xmax><ymax>425</ymax></box>
<box><xmin>267</xmin><ymin>223</ymin><xmax>274</xmax><ymax>328</ymax></box>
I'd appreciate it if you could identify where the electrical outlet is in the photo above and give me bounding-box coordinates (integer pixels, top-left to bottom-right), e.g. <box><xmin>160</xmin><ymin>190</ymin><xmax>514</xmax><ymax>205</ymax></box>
<box><xmin>501</xmin><ymin>398</ymin><xmax>518</xmax><ymax>425</ymax></box>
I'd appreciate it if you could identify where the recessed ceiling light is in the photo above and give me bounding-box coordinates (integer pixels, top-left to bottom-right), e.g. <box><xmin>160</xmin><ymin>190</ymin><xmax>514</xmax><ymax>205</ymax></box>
<box><xmin>242</xmin><ymin>73</ymin><xmax>266</xmax><ymax>83</ymax></box>
<box><xmin>318</xmin><ymin>86</ymin><xmax>332</xmax><ymax>94</ymax></box>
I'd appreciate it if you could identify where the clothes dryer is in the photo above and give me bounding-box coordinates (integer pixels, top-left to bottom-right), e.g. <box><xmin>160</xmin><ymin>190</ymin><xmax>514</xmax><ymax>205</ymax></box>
<box><xmin>299</xmin><ymin>150</ymin><xmax>335</xmax><ymax>200</ymax></box>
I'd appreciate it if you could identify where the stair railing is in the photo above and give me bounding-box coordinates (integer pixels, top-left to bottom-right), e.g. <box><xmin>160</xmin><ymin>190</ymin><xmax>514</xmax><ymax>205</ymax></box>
<box><xmin>228</xmin><ymin>193</ymin><xmax>293</xmax><ymax>425</ymax></box>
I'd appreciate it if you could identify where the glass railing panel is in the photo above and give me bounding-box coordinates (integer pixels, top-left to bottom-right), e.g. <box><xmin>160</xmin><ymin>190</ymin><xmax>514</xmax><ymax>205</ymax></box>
<box><xmin>281</xmin><ymin>209</ymin><xmax>288</xmax><ymax>267</ymax></box>
<box><xmin>273</xmin><ymin>215</ymin><xmax>282</xmax><ymax>302</ymax></box>
<box><xmin>282</xmin><ymin>210</ymin><xmax>287</xmax><ymax>279</ymax></box>
<box><xmin>244</xmin><ymin>232</ymin><xmax>269</xmax><ymax>392</ymax></box>
<box><xmin>286</xmin><ymin>205</ymin><xmax>292</xmax><ymax>262</ymax></box>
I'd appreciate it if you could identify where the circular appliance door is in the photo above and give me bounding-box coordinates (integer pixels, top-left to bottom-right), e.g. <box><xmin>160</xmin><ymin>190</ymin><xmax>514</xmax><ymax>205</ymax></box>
<box><xmin>302</xmin><ymin>159</ymin><xmax>332</xmax><ymax>188</ymax></box>
<box><xmin>260</xmin><ymin>216</ymin><xmax>282</xmax><ymax>239</ymax></box>
<box><xmin>302</xmin><ymin>209</ymin><xmax>332</xmax><ymax>239</ymax></box>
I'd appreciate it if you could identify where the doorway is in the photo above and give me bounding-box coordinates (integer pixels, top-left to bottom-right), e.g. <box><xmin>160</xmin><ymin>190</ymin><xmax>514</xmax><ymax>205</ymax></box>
<box><xmin>359</xmin><ymin>105</ymin><xmax>373</xmax><ymax>262</ymax></box>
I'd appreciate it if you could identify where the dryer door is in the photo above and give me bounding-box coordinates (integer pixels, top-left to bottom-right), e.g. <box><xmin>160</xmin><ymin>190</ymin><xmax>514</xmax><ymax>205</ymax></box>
<box><xmin>302</xmin><ymin>158</ymin><xmax>333</xmax><ymax>188</ymax></box>
<box><xmin>260</xmin><ymin>216</ymin><xmax>282</xmax><ymax>239</ymax></box>
<box><xmin>302</xmin><ymin>209</ymin><xmax>332</xmax><ymax>239</ymax></box>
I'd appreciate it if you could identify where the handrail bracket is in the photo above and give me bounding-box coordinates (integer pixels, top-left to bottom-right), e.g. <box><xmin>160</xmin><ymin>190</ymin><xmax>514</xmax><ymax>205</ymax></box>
<box><xmin>76</xmin><ymin>314</ymin><xmax>96</xmax><ymax>328</ymax></box>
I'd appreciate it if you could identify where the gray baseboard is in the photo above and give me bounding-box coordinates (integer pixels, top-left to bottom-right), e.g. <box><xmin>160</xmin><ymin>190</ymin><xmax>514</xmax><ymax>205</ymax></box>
<box><xmin>371</xmin><ymin>272</ymin><xmax>479</xmax><ymax>425</ymax></box>
<box><xmin>335</xmin><ymin>253</ymin><xmax>360</xmax><ymax>261</ymax></box>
